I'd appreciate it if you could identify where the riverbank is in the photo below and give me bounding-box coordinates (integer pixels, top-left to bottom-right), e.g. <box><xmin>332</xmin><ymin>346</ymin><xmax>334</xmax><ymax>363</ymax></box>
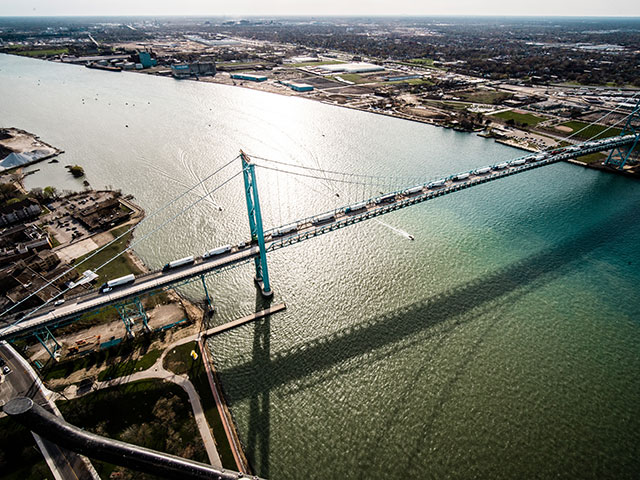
<box><xmin>0</xmin><ymin>127</ymin><xmax>63</xmax><ymax>172</ymax></box>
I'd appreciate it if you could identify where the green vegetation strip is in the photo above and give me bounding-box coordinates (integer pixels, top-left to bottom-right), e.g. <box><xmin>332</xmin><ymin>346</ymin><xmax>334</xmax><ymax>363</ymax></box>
<box><xmin>576</xmin><ymin>151</ymin><xmax>608</xmax><ymax>164</ymax></box>
<box><xmin>16</xmin><ymin>48</ymin><xmax>68</xmax><ymax>57</ymax></box>
<box><xmin>408</xmin><ymin>58</ymin><xmax>436</xmax><ymax>66</ymax></box>
<box><xmin>491</xmin><ymin>110</ymin><xmax>545</xmax><ymax>126</ymax></box>
<box><xmin>164</xmin><ymin>341</ymin><xmax>236</xmax><ymax>470</ymax></box>
<box><xmin>385</xmin><ymin>78</ymin><xmax>434</xmax><ymax>86</ymax></box>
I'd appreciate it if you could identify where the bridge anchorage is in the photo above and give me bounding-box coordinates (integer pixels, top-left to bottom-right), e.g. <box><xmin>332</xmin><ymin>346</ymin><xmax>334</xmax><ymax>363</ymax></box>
<box><xmin>605</xmin><ymin>98</ymin><xmax>640</xmax><ymax>169</ymax></box>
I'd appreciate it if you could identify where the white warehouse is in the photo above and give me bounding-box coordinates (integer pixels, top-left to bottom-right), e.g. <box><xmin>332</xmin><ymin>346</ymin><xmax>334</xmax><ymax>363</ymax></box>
<box><xmin>318</xmin><ymin>62</ymin><xmax>385</xmax><ymax>74</ymax></box>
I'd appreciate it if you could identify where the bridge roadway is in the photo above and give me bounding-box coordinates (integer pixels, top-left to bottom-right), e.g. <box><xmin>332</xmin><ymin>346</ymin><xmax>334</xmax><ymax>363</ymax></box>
<box><xmin>0</xmin><ymin>134</ymin><xmax>636</xmax><ymax>340</ymax></box>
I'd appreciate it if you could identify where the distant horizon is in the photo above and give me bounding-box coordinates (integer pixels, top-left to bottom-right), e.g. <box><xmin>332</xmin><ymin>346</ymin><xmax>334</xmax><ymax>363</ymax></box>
<box><xmin>1</xmin><ymin>13</ymin><xmax>640</xmax><ymax>19</ymax></box>
<box><xmin>1</xmin><ymin>0</ymin><xmax>639</xmax><ymax>19</ymax></box>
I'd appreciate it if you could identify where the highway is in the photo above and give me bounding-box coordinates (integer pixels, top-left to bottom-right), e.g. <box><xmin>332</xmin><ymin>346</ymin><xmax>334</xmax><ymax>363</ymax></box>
<box><xmin>0</xmin><ymin>341</ymin><xmax>100</xmax><ymax>479</ymax></box>
<box><xmin>0</xmin><ymin>245</ymin><xmax>262</xmax><ymax>339</ymax></box>
<box><xmin>0</xmin><ymin>134</ymin><xmax>636</xmax><ymax>341</ymax></box>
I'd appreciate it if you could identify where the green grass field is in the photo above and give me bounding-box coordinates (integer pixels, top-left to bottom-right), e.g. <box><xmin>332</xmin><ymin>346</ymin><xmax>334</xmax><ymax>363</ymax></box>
<box><xmin>16</xmin><ymin>48</ymin><xmax>68</xmax><ymax>57</ymax></box>
<box><xmin>336</xmin><ymin>73</ymin><xmax>371</xmax><ymax>84</ymax></box>
<box><xmin>73</xmin><ymin>225</ymin><xmax>143</xmax><ymax>285</ymax></box>
<box><xmin>457</xmin><ymin>90</ymin><xmax>513</xmax><ymax>105</ymax></box>
<box><xmin>408</xmin><ymin>58</ymin><xmax>436</xmax><ymax>67</ymax></box>
<box><xmin>97</xmin><ymin>348</ymin><xmax>161</xmax><ymax>381</ymax></box>
<box><xmin>385</xmin><ymin>78</ymin><xmax>434</xmax><ymax>86</ymax></box>
<box><xmin>492</xmin><ymin>110</ymin><xmax>546</xmax><ymax>126</ymax></box>
<box><xmin>558</xmin><ymin>121</ymin><xmax>623</xmax><ymax>140</ymax></box>
<box><xmin>576</xmin><ymin>151</ymin><xmax>608</xmax><ymax>164</ymax></box>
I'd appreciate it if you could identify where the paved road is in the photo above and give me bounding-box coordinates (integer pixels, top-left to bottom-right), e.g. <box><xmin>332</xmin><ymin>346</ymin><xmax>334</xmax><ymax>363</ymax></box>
<box><xmin>0</xmin><ymin>341</ymin><xmax>100</xmax><ymax>480</ymax></box>
<box><xmin>0</xmin><ymin>245</ymin><xmax>261</xmax><ymax>339</ymax></box>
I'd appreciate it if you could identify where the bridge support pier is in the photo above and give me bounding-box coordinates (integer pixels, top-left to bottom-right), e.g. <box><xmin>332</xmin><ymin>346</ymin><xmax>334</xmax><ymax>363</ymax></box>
<box><xmin>34</xmin><ymin>327</ymin><xmax>61</xmax><ymax>361</ymax></box>
<box><xmin>201</xmin><ymin>275</ymin><xmax>214</xmax><ymax>313</ymax></box>
<box><xmin>115</xmin><ymin>297</ymin><xmax>150</xmax><ymax>338</ymax></box>
<box><xmin>240</xmin><ymin>150</ymin><xmax>273</xmax><ymax>298</ymax></box>
<box><xmin>605</xmin><ymin>98</ymin><xmax>640</xmax><ymax>169</ymax></box>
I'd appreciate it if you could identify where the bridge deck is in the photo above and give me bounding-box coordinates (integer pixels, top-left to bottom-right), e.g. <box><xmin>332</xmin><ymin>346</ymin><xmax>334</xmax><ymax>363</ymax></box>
<box><xmin>1</xmin><ymin>134</ymin><xmax>636</xmax><ymax>340</ymax></box>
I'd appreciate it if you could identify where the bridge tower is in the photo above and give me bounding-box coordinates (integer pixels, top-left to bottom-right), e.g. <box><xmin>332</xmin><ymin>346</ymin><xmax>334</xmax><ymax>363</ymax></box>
<box><xmin>240</xmin><ymin>151</ymin><xmax>273</xmax><ymax>297</ymax></box>
<box><xmin>605</xmin><ymin>98</ymin><xmax>640</xmax><ymax>169</ymax></box>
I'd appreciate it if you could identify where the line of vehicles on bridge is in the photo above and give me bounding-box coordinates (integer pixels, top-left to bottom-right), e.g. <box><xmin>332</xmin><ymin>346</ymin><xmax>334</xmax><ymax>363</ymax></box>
<box><xmin>270</xmin><ymin>149</ymin><xmax>562</xmax><ymax>239</ymax></box>
<box><xmin>98</xmin><ymin>136</ymin><xmax>627</xmax><ymax>295</ymax></box>
<box><xmin>98</xmin><ymin>243</ymin><xmax>245</xmax><ymax>293</ymax></box>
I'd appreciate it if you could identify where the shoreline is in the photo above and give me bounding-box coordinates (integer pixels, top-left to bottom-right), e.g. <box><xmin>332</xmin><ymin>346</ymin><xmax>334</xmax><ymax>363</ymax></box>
<box><xmin>1</xmin><ymin>126</ymin><xmax>64</xmax><ymax>172</ymax></box>
<box><xmin>6</xmin><ymin>54</ymin><xmax>637</xmax><ymax>182</ymax></box>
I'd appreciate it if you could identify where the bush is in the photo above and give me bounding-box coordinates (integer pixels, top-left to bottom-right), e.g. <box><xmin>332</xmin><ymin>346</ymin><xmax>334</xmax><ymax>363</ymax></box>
<box><xmin>67</xmin><ymin>165</ymin><xmax>85</xmax><ymax>177</ymax></box>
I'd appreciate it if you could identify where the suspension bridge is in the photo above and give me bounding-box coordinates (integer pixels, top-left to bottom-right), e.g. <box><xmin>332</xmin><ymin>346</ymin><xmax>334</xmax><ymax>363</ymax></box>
<box><xmin>0</xmin><ymin>99</ymin><xmax>638</xmax><ymax>355</ymax></box>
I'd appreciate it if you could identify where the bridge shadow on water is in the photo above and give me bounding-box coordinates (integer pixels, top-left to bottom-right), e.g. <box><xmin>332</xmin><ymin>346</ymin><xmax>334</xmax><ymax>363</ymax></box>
<box><xmin>232</xmin><ymin>203</ymin><xmax>639</xmax><ymax>475</ymax></box>
<box><xmin>244</xmin><ymin>290</ymin><xmax>274</xmax><ymax>477</ymax></box>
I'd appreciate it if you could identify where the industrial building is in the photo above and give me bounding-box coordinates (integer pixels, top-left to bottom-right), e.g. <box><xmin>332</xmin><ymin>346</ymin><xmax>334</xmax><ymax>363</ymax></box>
<box><xmin>171</xmin><ymin>64</ymin><xmax>190</xmax><ymax>78</ymax></box>
<box><xmin>279</xmin><ymin>80</ymin><xmax>314</xmax><ymax>92</ymax></box>
<box><xmin>171</xmin><ymin>62</ymin><xmax>216</xmax><ymax>78</ymax></box>
<box><xmin>138</xmin><ymin>51</ymin><xmax>157</xmax><ymax>68</ymax></box>
<box><xmin>319</xmin><ymin>62</ymin><xmax>385</xmax><ymax>74</ymax></box>
<box><xmin>386</xmin><ymin>75</ymin><xmax>422</xmax><ymax>82</ymax></box>
<box><xmin>231</xmin><ymin>73</ymin><xmax>268</xmax><ymax>82</ymax></box>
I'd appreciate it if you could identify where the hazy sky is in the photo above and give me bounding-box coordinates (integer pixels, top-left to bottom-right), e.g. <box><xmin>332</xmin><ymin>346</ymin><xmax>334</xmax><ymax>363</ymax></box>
<box><xmin>1</xmin><ymin>0</ymin><xmax>639</xmax><ymax>17</ymax></box>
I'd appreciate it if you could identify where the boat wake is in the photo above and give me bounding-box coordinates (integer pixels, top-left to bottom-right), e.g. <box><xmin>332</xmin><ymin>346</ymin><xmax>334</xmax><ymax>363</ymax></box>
<box><xmin>375</xmin><ymin>220</ymin><xmax>414</xmax><ymax>240</ymax></box>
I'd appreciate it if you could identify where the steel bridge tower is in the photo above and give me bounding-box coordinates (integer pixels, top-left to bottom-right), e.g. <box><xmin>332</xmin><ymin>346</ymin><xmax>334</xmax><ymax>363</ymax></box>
<box><xmin>605</xmin><ymin>98</ymin><xmax>640</xmax><ymax>169</ymax></box>
<box><xmin>240</xmin><ymin>151</ymin><xmax>273</xmax><ymax>297</ymax></box>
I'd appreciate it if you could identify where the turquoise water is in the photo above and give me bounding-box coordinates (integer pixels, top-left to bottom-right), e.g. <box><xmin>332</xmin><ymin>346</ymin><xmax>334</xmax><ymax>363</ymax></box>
<box><xmin>2</xmin><ymin>54</ymin><xmax>639</xmax><ymax>479</ymax></box>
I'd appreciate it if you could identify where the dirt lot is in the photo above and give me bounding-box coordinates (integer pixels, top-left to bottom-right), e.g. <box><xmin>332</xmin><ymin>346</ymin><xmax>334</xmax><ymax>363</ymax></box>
<box><xmin>0</xmin><ymin>128</ymin><xmax>58</xmax><ymax>157</ymax></box>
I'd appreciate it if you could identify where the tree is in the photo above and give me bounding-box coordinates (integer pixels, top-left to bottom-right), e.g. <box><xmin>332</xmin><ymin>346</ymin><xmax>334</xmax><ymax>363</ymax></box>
<box><xmin>0</xmin><ymin>182</ymin><xmax>18</xmax><ymax>200</ymax></box>
<box><xmin>67</xmin><ymin>165</ymin><xmax>85</xmax><ymax>177</ymax></box>
<box><xmin>43</xmin><ymin>186</ymin><xmax>58</xmax><ymax>199</ymax></box>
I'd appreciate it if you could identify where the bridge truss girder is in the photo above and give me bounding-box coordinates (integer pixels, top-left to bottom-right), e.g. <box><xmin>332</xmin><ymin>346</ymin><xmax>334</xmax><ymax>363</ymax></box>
<box><xmin>115</xmin><ymin>297</ymin><xmax>149</xmax><ymax>338</ymax></box>
<box><xmin>34</xmin><ymin>327</ymin><xmax>61</xmax><ymax>361</ymax></box>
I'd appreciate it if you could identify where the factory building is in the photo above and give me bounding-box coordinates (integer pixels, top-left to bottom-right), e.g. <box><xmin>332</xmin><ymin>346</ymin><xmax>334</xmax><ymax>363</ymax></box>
<box><xmin>171</xmin><ymin>64</ymin><xmax>190</xmax><ymax>78</ymax></box>
<box><xmin>138</xmin><ymin>51</ymin><xmax>157</xmax><ymax>68</ymax></box>
<box><xmin>171</xmin><ymin>62</ymin><xmax>216</xmax><ymax>78</ymax></box>
<box><xmin>386</xmin><ymin>75</ymin><xmax>422</xmax><ymax>82</ymax></box>
<box><xmin>319</xmin><ymin>62</ymin><xmax>384</xmax><ymax>74</ymax></box>
<box><xmin>279</xmin><ymin>80</ymin><xmax>314</xmax><ymax>92</ymax></box>
<box><xmin>231</xmin><ymin>73</ymin><xmax>268</xmax><ymax>82</ymax></box>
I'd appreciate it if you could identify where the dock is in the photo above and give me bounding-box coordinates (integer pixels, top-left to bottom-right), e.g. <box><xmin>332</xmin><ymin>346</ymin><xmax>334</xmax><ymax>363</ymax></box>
<box><xmin>201</xmin><ymin>302</ymin><xmax>287</xmax><ymax>337</ymax></box>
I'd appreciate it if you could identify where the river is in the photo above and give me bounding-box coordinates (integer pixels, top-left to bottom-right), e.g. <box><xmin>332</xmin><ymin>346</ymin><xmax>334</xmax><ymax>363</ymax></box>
<box><xmin>2</xmin><ymin>54</ymin><xmax>639</xmax><ymax>479</ymax></box>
